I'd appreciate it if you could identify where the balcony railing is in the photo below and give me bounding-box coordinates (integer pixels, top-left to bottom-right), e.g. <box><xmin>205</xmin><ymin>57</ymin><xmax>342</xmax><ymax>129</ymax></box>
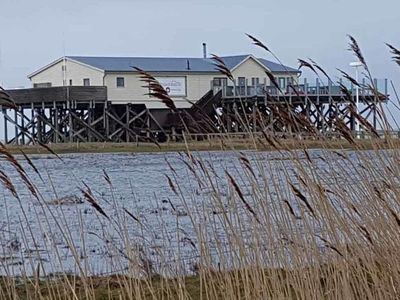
<box><xmin>212</xmin><ymin>78</ymin><xmax>389</xmax><ymax>100</ymax></box>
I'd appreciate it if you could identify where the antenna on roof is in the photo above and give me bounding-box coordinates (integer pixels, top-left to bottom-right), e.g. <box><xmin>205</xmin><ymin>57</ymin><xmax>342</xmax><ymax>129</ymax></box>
<box><xmin>62</xmin><ymin>33</ymin><xmax>67</xmax><ymax>87</ymax></box>
<box><xmin>62</xmin><ymin>32</ymin><xmax>70</xmax><ymax>102</ymax></box>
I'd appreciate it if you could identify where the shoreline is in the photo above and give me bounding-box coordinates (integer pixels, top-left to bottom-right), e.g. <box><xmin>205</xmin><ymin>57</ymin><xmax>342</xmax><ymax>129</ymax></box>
<box><xmin>2</xmin><ymin>138</ymin><xmax>397</xmax><ymax>155</ymax></box>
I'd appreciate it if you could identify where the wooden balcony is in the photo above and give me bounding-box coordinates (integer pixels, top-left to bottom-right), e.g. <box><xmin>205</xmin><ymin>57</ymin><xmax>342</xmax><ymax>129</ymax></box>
<box><xmin>2</xmin><ymin>86</ymin><xmax>107</xmax><ymax>108</ymax></box>
<box><xmin>214</xmin><ymin>78</ymin><xmax>389</xmax><ymax>104</ymax></box>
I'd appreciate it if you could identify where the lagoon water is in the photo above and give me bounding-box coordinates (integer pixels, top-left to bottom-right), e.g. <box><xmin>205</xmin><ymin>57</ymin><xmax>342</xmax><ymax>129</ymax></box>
<box><xmin>0</xmin><ymin>149</ymin><xmax>391</xmax><ymax>276</ymax></box>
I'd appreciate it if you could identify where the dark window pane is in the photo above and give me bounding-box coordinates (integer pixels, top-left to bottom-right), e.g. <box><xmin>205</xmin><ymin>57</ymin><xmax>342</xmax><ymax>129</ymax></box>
<box><xmin>213</xmin><ymin>78</ymin><xmax>221</xmax><ymax>87</ymax></box>
<box><xmin>117</xmin><ymin>77</ymin><xmax>125</xmax><ymax>87</ymax></box>
<box><xmin>213</xmin><ymin>77</ymin><xmax>228</xmax><ymax>87</ymax></box>
<box><xmin>251</xmin><ymin>77</ymin><xmax>259</xmax><ymax>86</ymax></box>
<box><xmin>33</xmin><ymin>82</ymin><xmax>52</xmax><ymax>88</ymax></box>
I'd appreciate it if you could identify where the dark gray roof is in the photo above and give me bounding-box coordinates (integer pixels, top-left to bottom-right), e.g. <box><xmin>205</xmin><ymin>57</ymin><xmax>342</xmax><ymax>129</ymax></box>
<box><xmin>258</xmin><ymin>58</ymin><xmax>299</xmax><ymax>73</ymax></box>
<box><xmin>67</xmin><ymin>55</ymin><xmax>299</xmax><ymax>73</ymax></box>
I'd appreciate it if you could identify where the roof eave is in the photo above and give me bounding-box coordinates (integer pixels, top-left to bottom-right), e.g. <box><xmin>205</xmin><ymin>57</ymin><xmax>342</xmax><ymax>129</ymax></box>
<box><xmin>66</xmin><ymin>57</ymin><xmax>105</xmax><ymax>73</ymax></box>
<box><xmin>273</xmin><ymin>70</ymin><xmax>302</xmax><ymax>74</ymax></box>
<box><xmin>28</xmin><ymin>57</ymin><xmax>105</xmax><ymax>79</ymax></box>
<box><xmin>104</xmin><ymin>70</ymin><xmax>221</xmax><ymax>74</ymax></box>
<box><xmin>28</xmin><ymin>57</ymin><xmax>64</xmax><ymax>79</ymax></box>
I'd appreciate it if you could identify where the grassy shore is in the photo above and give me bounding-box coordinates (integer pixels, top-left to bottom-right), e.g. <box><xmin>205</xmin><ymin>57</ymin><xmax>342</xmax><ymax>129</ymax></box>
<box><xmin>4</xmin><ymin>138</ymin><xmax>398</xmax><ymax>155</ymax></box>
<box><xmin>5</xmin><ymin>259</ymin><xmax>394</xmax><ymax>300</ymax></box>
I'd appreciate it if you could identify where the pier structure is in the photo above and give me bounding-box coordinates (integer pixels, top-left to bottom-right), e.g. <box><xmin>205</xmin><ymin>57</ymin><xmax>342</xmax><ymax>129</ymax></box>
<box><xmin>1</xmin><ymin>86</ymin><xmax>185</xmax><ymax>144</ymax></box>
<box><xmin>0</xmin><ymin>78</ymin><xmax>389</xmax><ymax>145</ymax></box>
<box><xmin>215</xmin><ymin>77</ymin><xmax>388</xmax><ymax>135</ymax></box>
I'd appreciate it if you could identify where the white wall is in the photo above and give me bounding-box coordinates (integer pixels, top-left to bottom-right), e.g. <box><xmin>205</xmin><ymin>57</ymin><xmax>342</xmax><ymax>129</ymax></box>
<box><xmin>232</xmin><ymin>57</ymin><xmax>270</xmax><ymax>84</ymax></box>
<box><xmin>29</xmin><ymin>56</ymin><xmax>299</xmax><ymax>109</ymax></box>
<box><xmin>232</xmin><ymin>56</ymin><xmax>298</xmax><ymax>86</ymax></box>
<box><xmin>105</xmin><ymin>58</ymin><xmax>298</xmax><ymax>108</ymax></box>
<box><xmin>105</xmin><ymin>72</ymin><xmax>215</xmax><ymax>109</ymax></box>
<box><xmin>30</xmin><ymin>58</ymin><xmax>104</xmax><ymax>87</ymax></box>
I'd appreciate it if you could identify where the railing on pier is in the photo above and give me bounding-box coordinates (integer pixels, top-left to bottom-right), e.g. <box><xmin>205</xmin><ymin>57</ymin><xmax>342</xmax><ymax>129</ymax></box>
<box><xmin>212</xmin><ymin>78</ymin><xmax>389</xmax><ymax>100</ymax></box>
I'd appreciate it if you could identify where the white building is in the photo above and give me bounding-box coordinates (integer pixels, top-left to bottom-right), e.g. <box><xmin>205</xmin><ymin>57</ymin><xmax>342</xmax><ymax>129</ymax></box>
<box><xmin>28</xmin><ymin>54</ymin><xmax>300</xmax><ymax>109</ymax></box>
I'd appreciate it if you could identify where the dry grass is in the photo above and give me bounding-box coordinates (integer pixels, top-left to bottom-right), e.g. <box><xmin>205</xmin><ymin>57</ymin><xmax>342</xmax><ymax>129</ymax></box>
<box><xmin>0</xmin><ymin>35</ymin><xmax>399</xmax><ymax>299</ymax></box>
<box><xmin>1</xmin><ymin>135</ymin><xmax>400</xmax><ymax>299</ymax></box>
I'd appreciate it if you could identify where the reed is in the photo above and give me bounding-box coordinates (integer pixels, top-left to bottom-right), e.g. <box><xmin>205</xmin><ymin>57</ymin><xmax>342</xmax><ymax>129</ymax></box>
<box><xmin>0</xmin><ymin>35</ymin><xmax>399</xmax><ymax>299</ymax></box>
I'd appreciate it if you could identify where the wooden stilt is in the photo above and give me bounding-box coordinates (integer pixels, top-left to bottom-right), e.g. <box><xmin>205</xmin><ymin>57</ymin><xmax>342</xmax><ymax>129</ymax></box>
<box><xmin>3</xmin><ymin>108</ymin><xmax>8</xmax><ymax>144</ymax></box>
<box><xmin>14</xmin><ymin>109</ymin><xmax>19</xmax><ymax>145</ymax></box>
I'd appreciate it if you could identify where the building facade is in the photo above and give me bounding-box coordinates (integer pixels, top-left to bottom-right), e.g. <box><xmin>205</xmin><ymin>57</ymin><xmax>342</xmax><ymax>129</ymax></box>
<box><xmin>28</xmin><ymin>54</ymin><xmax>300</xmax><ymax>109</ymax></box>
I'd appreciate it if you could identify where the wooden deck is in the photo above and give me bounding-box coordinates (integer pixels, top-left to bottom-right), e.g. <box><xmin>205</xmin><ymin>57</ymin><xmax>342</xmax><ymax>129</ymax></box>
<box><xmin>2</xmin><ymin>86</ymin><xmax>107</xmax><ymax>108</ymax></box>
<box><xmin>216</xmin><ymin>79</ymin><xmax>389</xmax><ymax>104</ymax></box>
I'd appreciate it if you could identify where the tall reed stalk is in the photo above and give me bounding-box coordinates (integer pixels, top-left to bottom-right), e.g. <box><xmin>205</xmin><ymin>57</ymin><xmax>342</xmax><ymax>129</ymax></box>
<box><xmin>0</xmin><ymin>35</ymin><xmax>399</xmax><ymax>299</ymax></box>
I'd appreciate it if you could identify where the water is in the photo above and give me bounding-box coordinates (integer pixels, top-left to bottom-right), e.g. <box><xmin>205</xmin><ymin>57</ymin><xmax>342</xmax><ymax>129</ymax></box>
<box><xmin>0</xmin><ymin>149</ymin><xmax>394</xmax><ymax>277</ymax></box>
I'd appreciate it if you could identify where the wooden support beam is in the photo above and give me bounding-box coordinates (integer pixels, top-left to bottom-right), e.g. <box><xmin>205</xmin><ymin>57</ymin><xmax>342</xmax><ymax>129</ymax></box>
<box><xmin>14</xmin><ymin>109</ymin><xmax>19</xmax><ymax>145</ymax></box>
<box><xmin>3</xmin><ymin>113</ymin><xmax>34</xmax><ymax>144</ymax></box>
<box><xmin>31</xmin><ymin>103</ymin><xmax>35</xmax><ymax>137</ymax></box>
<box><xmin>107</xmin><ymin>108</ymin><xmax>148</xmax><ymax>140</ymax></box>
<box><xmin>3</xmin><ymin>108</ymin><xmax>8</xmax><ymax>144</ymax></box>
<box><xmin>126</xmin><ymin>105</ymin><xmax>130</xmax><ymax>142</ymax></box>
<box><xmin>54</xmin><ymin>101</ymin><xmax>59</xmax><ymax>143</ymax></box>
<box><xmin>68</xmin><ymin>101</ymin><xmax>73</xmax><ymax>142</ymax></box>
<box><xmin>36</xmin><ymin>114</ymin><xmax>69</xmax><ymax>142</ymax></box>
<box><xmin>73</xmin><ymin>116</ymin><xmax>104</xmax><ymax>137</ymax></box>
<box><xmin>147</xmin><ymin>109</ymin><xmax>167</xmax><ymax>135</ymax></box>
<box><xmin>105</xmin><ymin>111</ymin><xmax>140</xmax><ymax>141</ymax></box>
<box><xmin>21</xmin><ymin>108</ymin><xmax>25</xmax><ymax>144</ymax></box>
<box><xmin>88</xmin><ymin>100</ymin><xmax>93</xmax><ymax>142</ymax></box>
<box><xmin>69</xmin><ymin>112</ymin><xmax>107</xmax><ymax>141</ymax></box>
<box><xmin>252</xmin><ymin>103</ymin><xmax>256</xmax><ymax>132</ymax></box>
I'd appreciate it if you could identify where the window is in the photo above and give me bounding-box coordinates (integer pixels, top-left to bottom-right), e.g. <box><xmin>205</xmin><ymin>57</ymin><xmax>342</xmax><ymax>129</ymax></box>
<box><xmin>83</xmin><ymin>78</ymin><xmax>90</xmax><ymax>86</ymax></box>
<box><xmin>116</xmin><ymin>77</ymin><xmax>125</xmax><ymax>88</ymax></box>
<box><xmin>33</xmin><ymin>82</ymin><xmax>52</xmax><ymax>88</ymax></box>
<box><xmin>238</xmin><ymin>77</ymin><xmax>246</xmax><ymax>96</ymax></box>
<box><xmin>238</xmin><ymin>77</ymin><xmax>246</xmax><ymax>87</ymax></box>
<box><xmin>213</xmin><ymin>77</ymin><xmax>227</xmax><ymax>87</ymax></box>
<box><xmin>213</xmin><ymin>78</ymin><xmax>221</xmax><ymax>87</ymax></box>
<box><xmin>251</xmin><ymin>77</ymin><xmax>259</xmax><ymax>86</ymax></box>
<box><xmin>278</xmin><ymin>77</ymin><xmax>286</xmax><ymax>89</ymax></box>
<box><xmin>69</xmin><ymin>79</ymin><xmax>73</xmax><ymax>86</ymax></box>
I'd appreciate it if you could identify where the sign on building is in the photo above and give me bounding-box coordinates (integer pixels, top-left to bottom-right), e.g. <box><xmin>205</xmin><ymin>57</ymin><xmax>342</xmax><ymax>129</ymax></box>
<box><xmin>156</xmin><ymin>77</ymin><xmax>186</xmax><ymax>97</ymax></box>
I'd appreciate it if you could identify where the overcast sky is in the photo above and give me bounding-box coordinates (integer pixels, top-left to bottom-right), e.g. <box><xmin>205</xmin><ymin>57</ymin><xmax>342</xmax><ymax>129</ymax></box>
<box><xmin>0</xmin><ymin>0</ymin><xmax>399</xmax><ymax>88</ymax></box>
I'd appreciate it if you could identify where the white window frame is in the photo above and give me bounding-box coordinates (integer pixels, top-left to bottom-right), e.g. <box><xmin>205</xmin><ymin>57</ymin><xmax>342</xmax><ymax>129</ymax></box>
<box><xmin>116</xmin><ymin>77</ymin><xmax>125</xmax><ymax>88</ymax></box>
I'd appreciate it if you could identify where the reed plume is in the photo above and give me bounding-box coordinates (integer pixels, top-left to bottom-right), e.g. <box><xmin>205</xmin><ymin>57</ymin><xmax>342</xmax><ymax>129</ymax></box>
<box><xmin>133</xmin><ymin>67</ymin><xmax>177</xmax><ymax>111</ymax></box>
<box><xmin>386</xmin><ymin>43</ymin><xmax>400</xmax><ymax>66</ymax></box>
<box><xmin>210</xmin><ymin>54</ymin><xmax>234</xmax><ymax>82</ymax></box>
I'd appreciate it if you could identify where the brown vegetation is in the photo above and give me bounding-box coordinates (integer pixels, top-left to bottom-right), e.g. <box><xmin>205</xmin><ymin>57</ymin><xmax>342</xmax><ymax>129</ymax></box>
<box><xmin>0</xmin><ymin>35</ymin><xmax>399</xmax><ymax>299</ymax></box>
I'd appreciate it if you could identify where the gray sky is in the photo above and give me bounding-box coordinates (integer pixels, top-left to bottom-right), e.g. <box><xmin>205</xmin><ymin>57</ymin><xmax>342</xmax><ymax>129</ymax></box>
<box><xmin>0</xmin><ymin>0</ymin><xmax>399</xmax><ymax>87</ymax></box>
